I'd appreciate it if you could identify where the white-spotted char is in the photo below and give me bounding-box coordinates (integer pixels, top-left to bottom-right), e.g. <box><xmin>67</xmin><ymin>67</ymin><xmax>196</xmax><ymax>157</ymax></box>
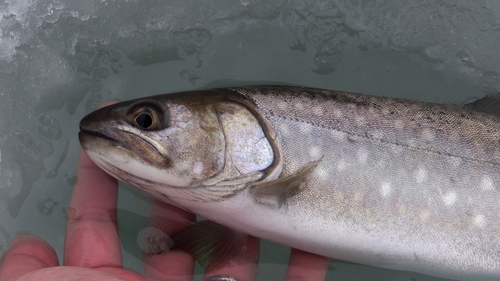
<box><xmin>79</xmin><ymin>86</ymin><xmax>500</xmax><ymax>280</ymax></box>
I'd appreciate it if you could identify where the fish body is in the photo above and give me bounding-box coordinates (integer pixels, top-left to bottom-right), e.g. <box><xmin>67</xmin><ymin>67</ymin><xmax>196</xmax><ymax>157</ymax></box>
<box><xmin>79</xmin><ymin>86</ymin><xmax>500</xmax><ymax>280</ymax></box>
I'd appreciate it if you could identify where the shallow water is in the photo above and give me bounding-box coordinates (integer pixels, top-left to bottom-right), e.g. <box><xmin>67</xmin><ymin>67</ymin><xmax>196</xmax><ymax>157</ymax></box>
<box><xmin>1</xmin><ymin>0</ymin><xmax>500</xmax><ymax>280</ymax></box>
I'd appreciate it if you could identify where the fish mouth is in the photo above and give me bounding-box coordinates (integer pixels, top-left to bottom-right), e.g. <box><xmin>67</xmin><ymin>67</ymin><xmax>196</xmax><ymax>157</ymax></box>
<box><xmin>79</xmin><ymin>129</ymin><xmax>114</xmax><ymax>142</ymax></box>
<box><xmin>79</xmin><ymin>127</ymin><xmax>172</xmax><ymax>169</ymax></box>
<box><xmin>78</xmin><ymin>128</ymin><xmax>130</xmax><ymax>150</ymax></box>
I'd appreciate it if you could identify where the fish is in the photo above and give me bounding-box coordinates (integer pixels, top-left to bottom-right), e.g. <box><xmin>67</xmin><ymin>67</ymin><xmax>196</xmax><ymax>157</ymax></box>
<box><xmin>78</xmin><ymin>85</ymin><xmax>500</xmax><ymax>280</ymax></box>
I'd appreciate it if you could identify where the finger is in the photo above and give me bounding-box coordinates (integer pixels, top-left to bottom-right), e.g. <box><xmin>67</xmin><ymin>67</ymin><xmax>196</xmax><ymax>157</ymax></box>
<box><xmin>0</xmin><ymin>234</ymin><xmax>59</xmax><ymax>280</ymax></box>
<box><xmin>96</xmin><ymin>267</ymin><xmax>149</xmax><ymax>281</ymax></box>
<box><xmin>203</xmin><ymin>235</ymin><xmax>260</xmax><ymax>281</ymax></box>
<box><xmin>65</xmin><ymin>101</ymin><xmax>122</xmax><ymax>268</ymax></box>
<box><xmin>143</xmin><ymin>200</ymin><xmax>196</xmax><ymax>281</ymax></box>
<box><xmin>285</xmin><ymin>248</ymin><xmax>329</xmax><ymax>281</ymax></box>
<box><xmin>9</xmin><ymin>267</ymin><xmax>144</xmax><ymax>281</ymax></box>
<box><xmin>64</xmin><ymin>148</ymin><xmax>121</xmax><ymax>267</ymax></box>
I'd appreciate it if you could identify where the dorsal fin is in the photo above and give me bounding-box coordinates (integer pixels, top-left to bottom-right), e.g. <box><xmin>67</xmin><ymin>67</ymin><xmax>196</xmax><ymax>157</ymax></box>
<box><xmin>464</xmin><ymin>94</ymin><xmax>500</xmax><ymax>116</ymax></box>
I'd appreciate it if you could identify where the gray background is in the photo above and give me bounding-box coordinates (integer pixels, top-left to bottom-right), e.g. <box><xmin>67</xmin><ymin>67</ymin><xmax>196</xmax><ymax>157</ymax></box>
<box><xmin>1</xmin><ymin>0</ymin><xmax>500</xmax><ymax>280</ymax></box>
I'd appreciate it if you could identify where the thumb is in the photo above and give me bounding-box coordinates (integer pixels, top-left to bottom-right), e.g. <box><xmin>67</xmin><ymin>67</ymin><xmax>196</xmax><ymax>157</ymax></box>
<box><xmin>0</xmin><ymin>234</ymin><xmax>59</xmax><ymax>280</ymax></box>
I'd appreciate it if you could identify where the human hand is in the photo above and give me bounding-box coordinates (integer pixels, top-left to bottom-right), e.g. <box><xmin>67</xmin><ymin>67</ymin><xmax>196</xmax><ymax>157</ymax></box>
<box><xmin>0</xmin><ymin>101</ymin><xmax>329</xmax><ymax>281</ymax></box>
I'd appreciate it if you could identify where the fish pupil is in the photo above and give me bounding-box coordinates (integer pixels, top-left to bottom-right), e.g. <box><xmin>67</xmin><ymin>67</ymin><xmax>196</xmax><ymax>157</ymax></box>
<box><xmin>135</xmin><ymin>113</ymin><xmax>153</xmax><ymax>129</ymax></box>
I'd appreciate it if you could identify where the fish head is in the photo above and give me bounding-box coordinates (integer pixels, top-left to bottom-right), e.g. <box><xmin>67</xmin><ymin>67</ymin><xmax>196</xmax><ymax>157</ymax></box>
<box><xmin>78</xmin><ymin>90</ymin><xmax>278</xmax><ymax>203</ymax></box>
<box><xmin>79</xmin><ymin>92</ymin><xmax>229</xmax><ymax>188</ymax></box>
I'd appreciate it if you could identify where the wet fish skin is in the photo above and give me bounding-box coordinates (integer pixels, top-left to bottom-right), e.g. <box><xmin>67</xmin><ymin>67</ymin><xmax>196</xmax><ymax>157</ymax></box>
<box><xmin>79</xmin><ymin>86</ymin><xmax>500</xmax><ymax>280</ymax></box>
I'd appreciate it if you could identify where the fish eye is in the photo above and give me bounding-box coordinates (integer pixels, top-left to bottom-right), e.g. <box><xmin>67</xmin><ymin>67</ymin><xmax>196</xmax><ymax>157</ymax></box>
<box><xmin>135</xmin><ymin>112</ymin><xmax>153</xmax><ymax>129</ymax></box>
<box><xmin>130</xmin><ymin>106</ymin><xmax>163</xmax><ymax>130</ymax></box>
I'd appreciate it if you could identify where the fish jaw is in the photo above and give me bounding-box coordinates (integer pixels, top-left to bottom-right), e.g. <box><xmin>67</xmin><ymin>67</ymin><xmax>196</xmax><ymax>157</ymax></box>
<box><xmin>78</xmin><ymin>129</ymin><xmax>193</xmax><ymax>190</ymax></box>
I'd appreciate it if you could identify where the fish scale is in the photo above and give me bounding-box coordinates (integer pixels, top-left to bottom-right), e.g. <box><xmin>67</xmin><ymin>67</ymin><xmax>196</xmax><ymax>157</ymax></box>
<box><xmin>233</xmin><ymin>86</ymin><xmax>500</xmax><ymax>166</ymax></box>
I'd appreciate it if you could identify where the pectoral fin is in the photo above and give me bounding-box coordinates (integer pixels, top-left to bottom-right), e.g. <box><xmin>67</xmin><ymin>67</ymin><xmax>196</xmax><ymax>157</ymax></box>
<box><xmin>250</xmin><ymin>158</ymin><xmax>322</xmax><ymax>208</ymax></box>
<box><xmin>170</xmin><ymin>220</ymin><xmax>248</xmax><ymax>269</ymax></box>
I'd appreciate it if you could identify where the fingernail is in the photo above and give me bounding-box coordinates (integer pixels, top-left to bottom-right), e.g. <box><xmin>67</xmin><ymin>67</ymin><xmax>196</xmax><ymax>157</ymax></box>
<box><xmin>8</xmin><ymin>233</ymin><xmax>40</xmax><ymax>249</ymax></box>
<box><xmin>11</xmin><ymin>233</ymin><xmax>35</xmax><ymax>244</ymax></box>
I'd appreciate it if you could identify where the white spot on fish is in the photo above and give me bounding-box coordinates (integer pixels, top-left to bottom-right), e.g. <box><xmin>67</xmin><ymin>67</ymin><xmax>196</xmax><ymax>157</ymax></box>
<box><xmin>288</xmin><ymin>159</ymin><xmax>300</xmax><ymax>171</ymax></box>
<box><xmin>481</xmin><ymin>175</ymin><xmax>494</xmax><ymax>191</ymax></box>
<box><xmin>380</xmin><ymin>181</ymin><xmax>392</xmax><ymax>197</ymax></box>
<box><xmin>192</xmin><ymin>161</ymin><xmax>204</xmax><ymax>175</ymax></box>
<box><xmin>448</xmin><ymin>156</ymin><xmax>462</xmax><ymax>167</ymax></box>
<box><xmin>337</xmin><ymin>159</ymin><xmax>348</xmax><ymax>171</ymax></box>
<box><xmin>333</xmin><ymin>109</ymin><xmax>343</xmax><ymax>118</ymax></box>
<box><xmin>280</xmin><ymin>123</ymin><xmax>290</xmax><ymax>135</ymax></box>
<box><xmin>294</xmin><ymin>102</ymin><xmax>304</xmax><ymax>111</ymax></box>
<box><xmin>419</xmin><ymin>208</ymin><xmax>430</xmax><ymax>221</ymax></box>
<box><xmin>442</xmin><ymin>191</ymin><xmax>457</xmax><ymax>206</ymax></box>
<box><xmin>299</xmin><ymin>122</ymin><xmax>312</xmax><ymax>134</ymax></box>
<box><xmin>357</xmin><ymin>148</ymin><xmax>369</xmax><ymax>164</ymax></box>
<box><xmin>466</xmin><ymin>194</ymin><xmax>474</xmax><ymax>205</ymax></box>
<box><xmin>414</xmin><ymin>167</ymin><xmax>427</xmax><ymax>183</ymax></box>
<box><xmin>317</xmin><ymin>166</ymin><xmax>329</xmax><ymax>181</ymax></box>
<box><xmin>390</xmin><ymin>144</ymin><xmax>403</xmax><ymax>155</ymax></box>
<box><xmin>370</xmin><ymin>129</ymin><xmax>384</xmax><ymax>139</ymax></box>
<box><xmin>313</xmin><ymin>106</ymin><xmax>323</xmax><ymax>116</ymax></box>
<box><xmin>333</xmin><ymin>190</ymin><xmax>346</xmax><ymax>204</ymax></box>
<box><xmin>355</xmin><ymin>116</ymin><xmax>366</xmax><ymax>126</ymax></box>
<box><xmin>421</xmin><ymin>128</ymin><xmax>435</xmax><ymax>141</ymax></box>
<box><xmin>394</xmin><ymin>120</ymin><xmax>404</xmax><ymax>129</ymax></box>
<box><xmin>331</xmin><ymin>130</ymin><xmax>347</xmax><ymax>141</ymax></box>
<box><xmin>353</xmin><ymin>191</ymin><xmax>364</xmax><ymax>202</ymax></box>
<box><xmin>278</xmin><ymin>101</ymin><xmax>287</xmax><ymax>110</ymax></box>
<box><xmin>474</xmin><ymin>214</ymin><xmax>486</xmax><ymax>228</ymax></box>
<box><xmin>309</xmin><ymin>146</ymin><xmax>322</xmax><ymax>158</ymax></box>
<box><xmin>397</xmin><ymin>204</ymin><xmax>407</xmax><ymax>216</ymax></box>
<box><xmin>376</xmin><ymin>160</ymin><xmax>387</xmax><ymax>169</ymax></box>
